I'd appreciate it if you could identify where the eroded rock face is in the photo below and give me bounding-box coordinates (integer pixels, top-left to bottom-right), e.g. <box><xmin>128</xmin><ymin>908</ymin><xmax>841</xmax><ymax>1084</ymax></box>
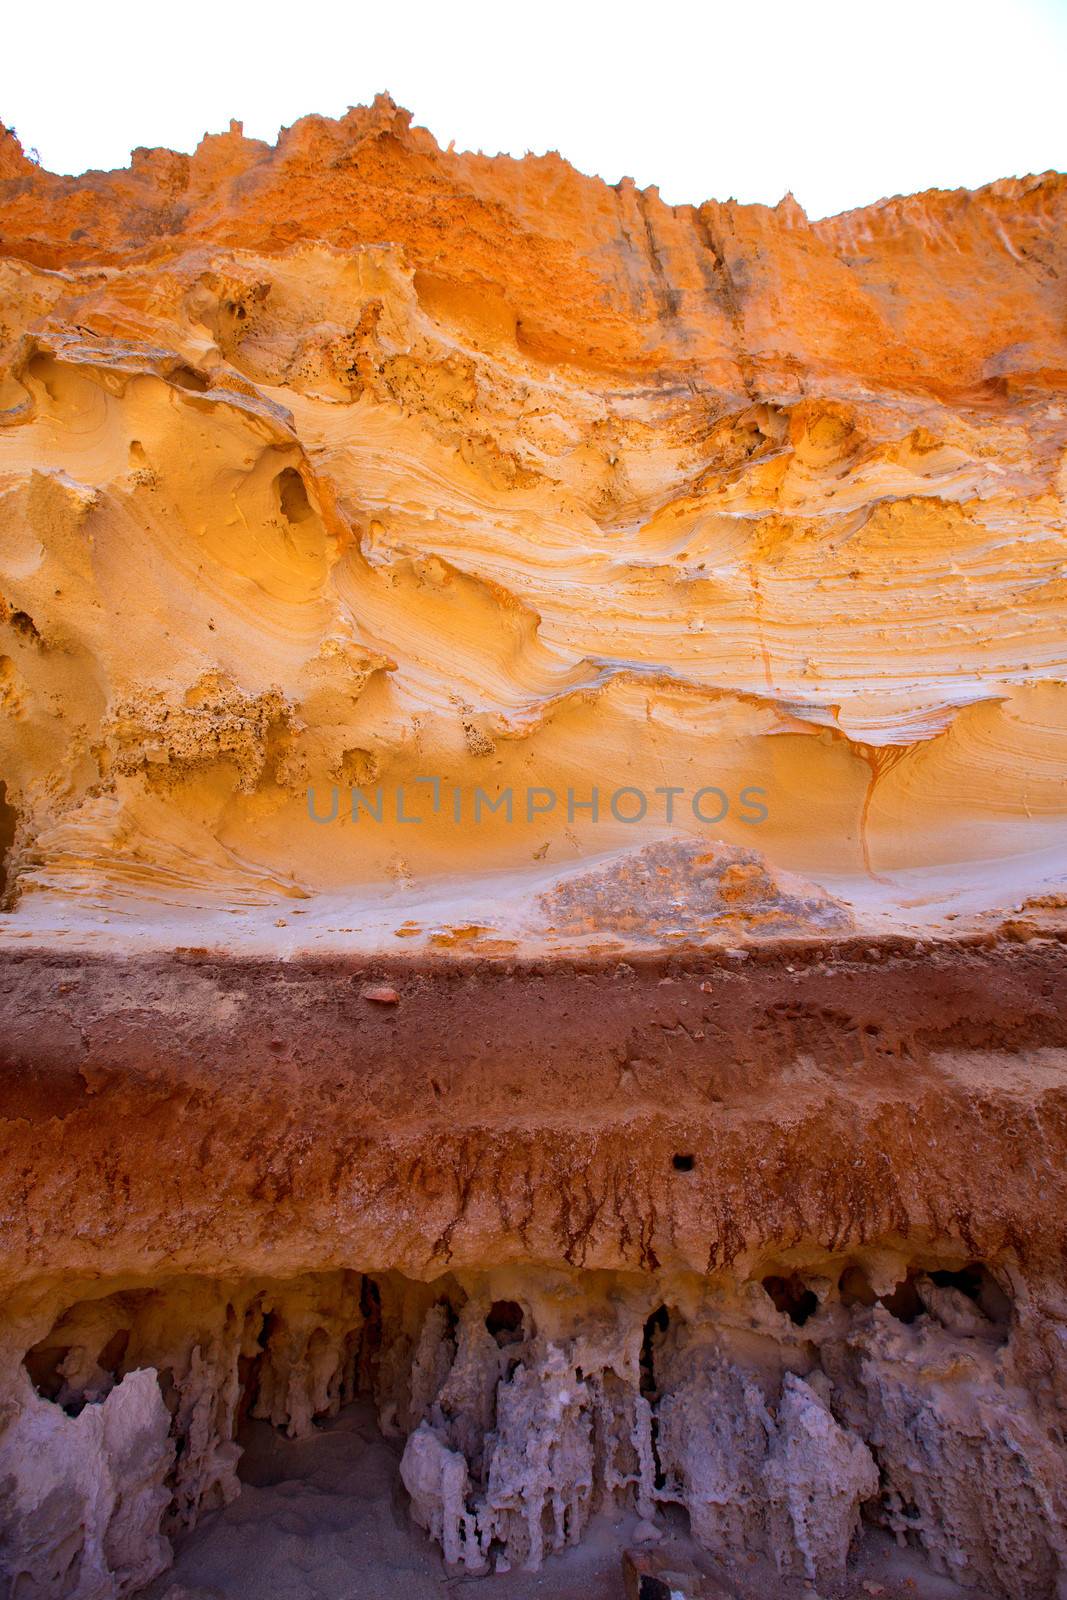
<box><xmin>1</xmin><ymin>99</ymin><xmax>1066</xmax><ymax>1600</ymax></box>
<box><xmin>0</xmin><ymin>99</ymin><xmax>1065</xmax><ymax>943</ymax></box>
<box><xmin>2</xmin><ymin>1260</ymin><xmax>1065</xmax><ymax>1597</ymax></box>
<box><xmin>0</xmin><ymin>1367</ymin><xmax>173</xmax><ymax>1600</ymax></box>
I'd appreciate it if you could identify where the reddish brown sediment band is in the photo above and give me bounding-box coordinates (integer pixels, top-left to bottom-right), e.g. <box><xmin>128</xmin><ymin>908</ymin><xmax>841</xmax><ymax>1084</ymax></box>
<box><xmin>2</xmin><ymin>936</ymin><xmax>1065</xmax><ymax>1288</ymax></box>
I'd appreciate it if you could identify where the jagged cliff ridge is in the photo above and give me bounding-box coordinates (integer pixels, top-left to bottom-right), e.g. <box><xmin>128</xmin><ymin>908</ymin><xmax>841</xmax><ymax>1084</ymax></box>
<box><xmin>0</xmin><ymin>98</ymin><xmax>1066</xmax><ymax>1599</ymax></box>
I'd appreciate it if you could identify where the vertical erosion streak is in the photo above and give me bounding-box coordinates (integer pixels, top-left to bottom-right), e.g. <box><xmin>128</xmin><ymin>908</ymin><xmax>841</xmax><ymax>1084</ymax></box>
<box><xmin>750</xmin><ymin>568</ymin><xmax>776</xmax><ymax>693</ymax></box>
<box><xmin>0</xmin><ymin>781</ymin><xmax>16</xmax><ymax>904</ymax></box>
<box><xmin>634</xmin><ymin>188</ymin><xmax>681</xmax><ymax>324</ymax></box>
<box><xmin>858</xmin><ymin>745</ymin><xmax>911</xmax><ymax>882</ymax></box>
<box><xmin>692</xmin><ymin>206</ymin><xmax>758</xmax><ymax>400</ymax></box>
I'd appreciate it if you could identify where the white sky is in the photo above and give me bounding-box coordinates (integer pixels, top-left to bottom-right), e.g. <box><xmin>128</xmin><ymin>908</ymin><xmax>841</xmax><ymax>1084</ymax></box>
<box><xmin>4</xmin><ymin>0</ymin><xmax>1066</xmax><ymax>220</ymax></box>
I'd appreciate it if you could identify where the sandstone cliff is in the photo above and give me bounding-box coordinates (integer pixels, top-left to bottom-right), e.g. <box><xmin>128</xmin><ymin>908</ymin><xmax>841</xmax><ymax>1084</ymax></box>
<box><xmin>0</xmin><ymin>100</ymin><xmax>1065</xmax><ymax>1600</ymax></box>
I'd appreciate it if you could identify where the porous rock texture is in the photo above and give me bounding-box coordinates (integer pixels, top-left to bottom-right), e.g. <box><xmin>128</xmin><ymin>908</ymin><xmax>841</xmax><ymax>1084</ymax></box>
<box><xmin>0</xmin><ymin>99</ymin><xmax>1066</xmax><ymax>1600</ymax></box>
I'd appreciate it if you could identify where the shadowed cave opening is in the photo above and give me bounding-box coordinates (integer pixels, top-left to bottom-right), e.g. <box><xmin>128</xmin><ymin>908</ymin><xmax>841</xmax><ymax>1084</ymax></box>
<box><xmin>233</xmin><ymin>1310</ymin><xmax>280</xmax><ymax>1431</ymax></box>
<box><xmin>23</xmin><ymin>1289</ymin><xmax>157</xmax><ymax>1416</ymax></box>
<box><xmin>20</xmin><ymin>1259</ymin><xmax>1015</xmax><ymax>1442</ymax></box>
<box><xmin>862</xmin><ymin>1262</ymin><xmax>1011</xmax><ymax>1330</ymax></box>
<box><xmin>929</xmin><ymin>1264</ymin><xmax>1012</xmax><ymax>1326</ymax></box>
<box><xmin>276</xmin><ymin>466</ymin><xmax>313</xmax><ymax>524</ymax></box>
<box><xmin>484</xmin><ymin>1299</ymin><xmax>525</xmax><ymax>1347</ymax></box>
<box><xmin>762</xmin><ymin>1273</ymin><xmax>819</xmax><ymax>1326</ymax></box>
<box><xmin>639</xmin><ymin>1304</ymin><xmax>671</xmax><ymax>1496</ymax></box>
<box><xmin>24</xmin><ymin>1328</ymin><xmax>133</xmax><ymax>1414</ymax></box>
<box><xmin>880</xmin><ymin>1273</ymin><xmax>924</xmax><ymax>1323</ymax></box>
<box><xmin>640</xmin><ymin>1304</ymin><xmax>670</xmax><ymax>1400</ymax></box>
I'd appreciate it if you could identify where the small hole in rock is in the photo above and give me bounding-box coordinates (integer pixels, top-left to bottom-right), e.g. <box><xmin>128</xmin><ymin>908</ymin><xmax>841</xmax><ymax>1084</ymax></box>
<box><xmin>880</xmin><ymin>1273</ymin><xmax>923</xmax><ymax>1323</ymax></box>
<box><xmin>672</xmin><ymin>1153</ymin><xmax>695</xmax><ymax>1172</ymax></box>
<box><xmin>169</xmin><ymin>364</ymin><xmax>209</xmax><ymax>392</ymax></box>
<box><xmin>485</xmin><ymin>1300</ymin><xmax>524</xmax><ymax>1347</ymax></box>
<box><xmin>276</xmin><ymin>467</ymin><xmax>312</xmax><ymax>524</ymax></box>
<box><xmin>762</xmin><ymin>1274</ymin><xmax>819</xmax><ymax>1326</ymax></box>
<box><xmin>10</xmin><ymin>611</ymin><xmax>39</xmax><ymax>642</ymax></box>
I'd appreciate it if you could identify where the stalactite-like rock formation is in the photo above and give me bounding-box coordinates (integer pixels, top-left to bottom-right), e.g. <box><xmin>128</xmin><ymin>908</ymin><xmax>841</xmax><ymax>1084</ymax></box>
<box><xmin>0</xmin><ymin>98</ymin><xmax>1065</xmax><ymax>1599</ymax></box>
<box><xmin>4</xmin><ymin>1258</ymin><xmax>1065</xmax><ymax>1598</ymax></box>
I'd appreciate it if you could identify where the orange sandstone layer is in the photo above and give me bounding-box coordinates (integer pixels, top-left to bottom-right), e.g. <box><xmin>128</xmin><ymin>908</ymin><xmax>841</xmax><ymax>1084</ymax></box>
<box><xmin>0</xmin><ymin>97</ymin><xmax>1065</xmax><ymax>946</ymax></box>
<box><xmin>0</xmin><ymin>99</ymin><xmax>1066</xmax><ymax>1600</ymax></box>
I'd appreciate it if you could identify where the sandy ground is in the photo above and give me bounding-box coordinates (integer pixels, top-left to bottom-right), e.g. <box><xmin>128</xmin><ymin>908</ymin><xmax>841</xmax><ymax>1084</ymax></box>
<box><xmin>146</xmin><ymin>1402</ymin><xmax>989</xmax><ymax>1600</ymax></box>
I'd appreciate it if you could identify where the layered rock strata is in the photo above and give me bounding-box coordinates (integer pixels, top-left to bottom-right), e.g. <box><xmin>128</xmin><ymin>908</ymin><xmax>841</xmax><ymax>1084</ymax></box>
<box><xmin>1</xmin><ymin>942</ymin><xmax>1066</xmax><ymax>1596</ymax></box>
<box><xmin>0</xmin><ymin>98</ymin><xmax>1066</xmax><ymax>1599</ymax></box>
